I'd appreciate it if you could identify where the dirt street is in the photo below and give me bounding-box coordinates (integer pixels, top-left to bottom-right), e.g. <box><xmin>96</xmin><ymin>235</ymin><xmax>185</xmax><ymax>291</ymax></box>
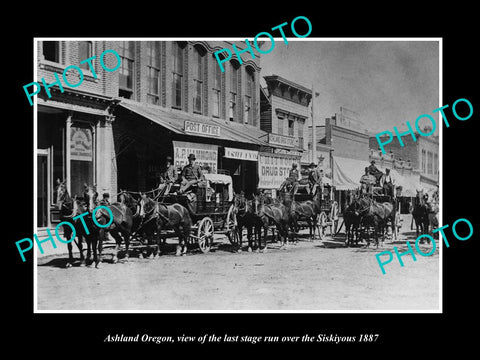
<box><xmin>36</xmin><ymin>214</ymin><xmax>440</xmax><ymax>311</ymax></box>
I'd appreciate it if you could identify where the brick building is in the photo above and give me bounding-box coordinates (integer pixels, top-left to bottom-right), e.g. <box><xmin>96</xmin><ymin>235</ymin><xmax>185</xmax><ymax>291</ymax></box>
<box><xmin>369</xmin><ymin>127</ymin><xmax>439</xmax><ymax>189</ymax></box>
<box><xmin>36</xmin><ymin>39</ymin><xmax>297</xmax><ymax>230</ymax></box>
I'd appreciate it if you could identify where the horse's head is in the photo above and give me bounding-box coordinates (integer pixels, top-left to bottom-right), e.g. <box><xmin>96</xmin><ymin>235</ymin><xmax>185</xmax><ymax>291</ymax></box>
<box><xmin>233</xmin><ymin>193</ymin><xmax>246</xmax><ymax>215</ymax></box>
<box><xmin>119</xmin><ymin>190</ymin><xmax>137</xmax><ymax>209</ymax></box>
<box><xmin>55</xmin><ymin>179</ymin><xmax>70</xmax><ymax>208</ymax></box>
<box><xmin>83</xmin><ymin>183</ymin><xmax>98</xmax><ymax>213</ymax></box>
<box><xmin>139</xmin><ymin>193</ymin><xmax>155</xmax><ymax>218</ymax></box>
<box><xmin>72</xmin><ymin>195</ymin><xmax>87</xmax><ymax>218</ymax></box>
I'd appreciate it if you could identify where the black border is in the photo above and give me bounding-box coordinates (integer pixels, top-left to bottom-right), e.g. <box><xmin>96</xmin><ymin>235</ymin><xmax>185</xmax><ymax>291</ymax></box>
<box><xmin>7</xmin><ymin>6</ymin><xmax>479</xmax><ymax>354</ymax></box>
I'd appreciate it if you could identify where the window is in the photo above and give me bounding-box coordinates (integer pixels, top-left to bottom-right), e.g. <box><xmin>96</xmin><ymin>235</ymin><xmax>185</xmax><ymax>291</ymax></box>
<box><xmin>421</xmin><ymin>149</ymin><xmax>426</xmax><ymax>174</ymax></box>
<box><xmin>288</xmin><ymin>118</ymin><xmax>295</xmax><ymax>137</ymax></box>
<box><xmin>146</xmin><ymin>41</ymin><xmax>161</xmax><ymax>105</ymax></box>
<box><xmin>118</xmin><ymin>41</ymin><xmax>135</xmax><ymax>98</ymax></box>
<box><xmin>172</xmin><ymin>42</ymin><xmax>185</xmax><ymax>109</ymax></box>
<box><xmin>212</xmin><ymin>54</ymin><xmax>222</xmax><ymax>118</ymax></box>
<box><xmin>78</xmin><ymin>41</ymin><xmax>93</xmax><ymax>70</ymax></box>
<box><xmin>43</xmin><ymin>41</ymin><xmax>60</xmax><ymax>63</ymax></box>
<box><xmin>244</xmin><ymin>67</ymin><xmax>254</xmax><ymax>124</ymax></box>
<box><xmin>427</xmin><ymin>151</ymin><xmax>433</xmax><ymax>174</ymax></box>
<box><xmin>278</xmin><ymin>118</ymin><xmax>283</xmax><ymax>135</ymax></box>
<box><xmin>229</xmin><ymin>61</ymin><xmax>239</xmax><ymax>121</ymax></box>
<box><xmin>434</xmin><ymin>153</ymin><xmax>438</xmax><ymax>175</ymax></box>
<box><xmin>192</xmin><ymin>46</ymin><xmax>205</xmax><ymax>114</ymax></box>
<box><xmin>298</xmin><ymin>120</ymin><xmax>304</xmax><ymax>148</ymax></box>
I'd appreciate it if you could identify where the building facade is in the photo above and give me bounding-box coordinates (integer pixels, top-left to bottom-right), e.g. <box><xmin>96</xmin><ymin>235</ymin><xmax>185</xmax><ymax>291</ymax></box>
<box><xmin>260</xmin><ymin>75</ymin><xmax>311</xmax><ymax>156</ymax></box>
<box><xmin>36</xmin><ymin>39</ymin><xmax>283</xmax><ymax>230</ymax></box>
<box><xmin>369</xmin><ymin>128</ymin><xmax>439</xmax><ymax>189</ymax></box>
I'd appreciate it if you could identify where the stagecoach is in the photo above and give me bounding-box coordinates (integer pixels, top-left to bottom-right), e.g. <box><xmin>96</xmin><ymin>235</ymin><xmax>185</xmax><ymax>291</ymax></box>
<box><xmin>283</xmin><ymin>180</ymin><xmax>338</xmax><ymax>240</ymax></box>
<box><xmin>155</xmin><ymin>173</ymin><xmax>238</xmax><ymax>253</ymax></box>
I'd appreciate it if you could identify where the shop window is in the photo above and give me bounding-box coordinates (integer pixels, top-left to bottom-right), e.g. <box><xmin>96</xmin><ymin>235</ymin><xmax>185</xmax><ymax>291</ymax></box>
<box><xmin>70</xmin><ymin>124</ymin><xmax>94</xmax><ymax>197</ymax></box>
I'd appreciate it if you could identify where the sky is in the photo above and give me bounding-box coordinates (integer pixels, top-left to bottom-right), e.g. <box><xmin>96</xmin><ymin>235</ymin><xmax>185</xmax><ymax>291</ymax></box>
<box><xmin>259</xmin><ymin>39</ymin><xmax>440</xmax><ymax>135</ymax></box>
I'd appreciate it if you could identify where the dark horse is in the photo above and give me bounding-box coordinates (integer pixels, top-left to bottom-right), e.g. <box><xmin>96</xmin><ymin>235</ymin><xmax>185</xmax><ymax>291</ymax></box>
<box><xmin>84</xmin><ymin>185</ymin><xmax>134</xmax><ymax>263</ymax></box>
<box><xmin>288</xmin><ymin>185</ymin><xmax>323</xmax><ymax>241</ymax></box>
<box><xmin>343</xmin><ymin>194</ymin><xmax>363</xmax><ymax>247</ymax></box>
<box><xmin>412</xmin><ymin>190</ymin><xmax>430</xmax><ymax>241</ymax></box>
<box><xmin>357</xmin><ymin>195</ymin><xmax>395</xmax><ymax>247</ymax></box>
<box><xmin>233</xmin><ymin>194</ymin><xmax>264</xmax><ymax>252</ymax></box>
<box><xmin>139</xmin><ymin>195</ymin><xmax>192</xmax><ymax>256</ymax></box>
<box><xmin>55</xmin><ymin>180</ymin><xmax>101</xmax><ymax>267</ymax></box>
<box><xmin>254</xmin><ymin>193</ymin><xmax>294</xmax><ymax>249</ymax></box>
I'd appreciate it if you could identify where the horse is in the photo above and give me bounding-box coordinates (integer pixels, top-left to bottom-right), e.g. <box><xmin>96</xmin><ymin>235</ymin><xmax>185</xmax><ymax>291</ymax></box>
<box><xmin>343</xmin><ymin>196</ymin><xmax>362</xmax><ymax>246</ymax></box>
<box><xmin>84</xmin><ymin>184</ymin><xmax>134</xmax><ymax>263</ymax></box>
<box><xmin>139</xmin><ymin>195</ymin><xmax>192</xmax><ymax>256</ymax></box>
<box><xmin>254</xmin><ymin>193</ymin><xmax>293</xmax><ymax>249</ymax></box>
<box><xmin>288</xmin><ymin>185</ymin><xmax>323</xmax><ymax>241</ymax></box>
<box><xmin>356</xmin><ymin>195</ymin><xmax>394</xmax><ymax>247</ymax></box>
<box><xmin>233</xmin><ymin>194</ymin><xmax>261</xmax><ymax>252</ymax></box>
<box><xmin>55</xmin><ymin>180</ymin><xmax>98</xmax><ymax>267</ymax></box>
<box><xmin>412</xmin><ymin>190</ymin><xmax>430</xmax><ymax>240</ymax></box>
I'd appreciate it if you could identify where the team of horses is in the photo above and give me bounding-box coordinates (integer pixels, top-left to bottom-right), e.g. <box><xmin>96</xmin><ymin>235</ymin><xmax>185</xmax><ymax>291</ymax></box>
<box><xmin>53</xmin><ymin>180</ymin><xmax>436</xmax><ymax>268</ymax></box>
<box><xmin>54</xmin><ymin>180</ymin><xmax>329</xmax><ymax>268</ymax></box>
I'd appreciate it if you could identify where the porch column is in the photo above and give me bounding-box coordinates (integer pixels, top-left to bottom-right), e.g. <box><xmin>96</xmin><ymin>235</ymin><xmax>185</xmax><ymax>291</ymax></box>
<box><xmin>96</xmin><ymin>114</ymin><xmax>116</xmax><ymax>201</ymax></box>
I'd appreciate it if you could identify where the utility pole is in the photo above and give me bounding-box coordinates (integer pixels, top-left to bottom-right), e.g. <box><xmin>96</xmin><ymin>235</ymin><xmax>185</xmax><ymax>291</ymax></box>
<box><xmin>311</xmin><ymin>85</ymin><xmax>316</xmax><ymax>164</ymax></box>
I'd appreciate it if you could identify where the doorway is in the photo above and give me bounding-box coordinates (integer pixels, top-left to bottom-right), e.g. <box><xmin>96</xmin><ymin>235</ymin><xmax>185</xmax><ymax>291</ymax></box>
<box><xmin>37</xmin><ymin>151</ymin><xmax>49</xmax><ymax>227</ymax></box>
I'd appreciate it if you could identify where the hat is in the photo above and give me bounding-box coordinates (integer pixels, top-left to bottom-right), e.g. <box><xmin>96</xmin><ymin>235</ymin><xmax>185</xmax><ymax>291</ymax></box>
<box><xmin>371</xmin><ymin>160</ymin><xmax>376</xmax><ymax>164</ymax></box>
<box><xmin>103</xmin><ymin>192</ymin><xmax>110</xmax><ymax>198</ymax></box>
<box><xmin>166</xmin><ymin>156</ymin><xmax>173</xmax><ymax>162</ymax></box>
<box><xmin>188</xmin><ymin>153</ymin><xmax>196</xmax><ymax>160</ymax></box>
<box><xmin>309</xmin><ymin>162</ymin><xmax>316</xmax><ymax>168</ymax></box>
<box><xmin>386</xmin><ymin>168</ymin><xmax>390</xmax><ymax>171</ymax></box>
<box><xmin>292</xmin><ymin>163</ymin><xmax>298</xmax><ymax>168</ymax></box>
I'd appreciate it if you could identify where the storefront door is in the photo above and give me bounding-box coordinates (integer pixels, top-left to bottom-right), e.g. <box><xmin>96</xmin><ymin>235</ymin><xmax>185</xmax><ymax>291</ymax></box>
<box><xmin>37</xmin><ymin>151</ymin><xmax>49</xmax><ymax>228</ymax></box>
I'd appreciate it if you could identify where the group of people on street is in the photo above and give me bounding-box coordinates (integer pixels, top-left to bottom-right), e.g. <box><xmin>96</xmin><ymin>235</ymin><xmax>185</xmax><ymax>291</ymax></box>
<box><xmin>156</xmin><ymin>153</ymin><xmax>204</xmax><ymax>196</ymax></box>
<box><xmin>279</xmin><ymin>162</ymin><xmax>325</xmax><ymax>196</ymax></box>
<box><xmin>360</xmin><ymin>160</ymin><xmax>395</xmax><ymax>197</ymax></box>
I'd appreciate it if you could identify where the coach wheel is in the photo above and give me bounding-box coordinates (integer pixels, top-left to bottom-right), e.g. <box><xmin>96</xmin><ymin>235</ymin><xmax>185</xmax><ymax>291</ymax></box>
<box><xmin>317</xmin><ymin>212</ymin><xmax>328</xmax><ymax>240</ymax></box>
<box><xmin>198</xmin><ymin>217</ymin><xmax>214</xmax><ymax>253</ymax></box>
<box><xmin>226</xmin><ymin>204</ymin><xmax>239</xmax><ymax>246</ymax></box>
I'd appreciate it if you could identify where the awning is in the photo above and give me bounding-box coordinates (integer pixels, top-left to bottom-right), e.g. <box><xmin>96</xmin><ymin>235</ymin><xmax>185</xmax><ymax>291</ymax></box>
<box><xmin>119</xmin><ymin>99</ymin><xmax>267</xmax><ymax>147</ymax></box>
<box><xmin>118</xmin><ymin>98</ymin><xmax>305</xmax><ymax>154</ymax></box>
<box><xmin>333</xmin><ymin>156</ymin><xmax>370</xmax><ymax>190</ymax></box>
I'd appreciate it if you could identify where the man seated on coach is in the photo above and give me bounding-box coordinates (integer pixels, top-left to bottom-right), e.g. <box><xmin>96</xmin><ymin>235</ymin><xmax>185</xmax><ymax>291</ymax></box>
<box><xmin>379</xmin><ymin>168</ymin><xmax>395</xmax><ymax>198</ymax></box>
<box><xmin>179</xmin><ymin>153</ymin><xmax>204</xmax><ymax>194</ymax></box>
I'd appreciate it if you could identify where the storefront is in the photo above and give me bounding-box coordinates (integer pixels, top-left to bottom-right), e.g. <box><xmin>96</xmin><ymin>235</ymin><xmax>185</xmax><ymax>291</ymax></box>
<box><xmin>36</xmin><ymin>91</ymin><xmax>113</xmax><ymax>229</ymax></box>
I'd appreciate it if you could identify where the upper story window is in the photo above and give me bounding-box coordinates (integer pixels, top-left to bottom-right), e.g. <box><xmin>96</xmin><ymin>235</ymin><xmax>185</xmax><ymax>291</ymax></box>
<box><xmin>78</xmin><ymin>41</ymin><xmax>93</xmax><ymax>70</ymax></box>
<box><xmin>192</xmin><ymin>45</ymin><xmax>206</xmax><ymax>114</ymax></box>
<box><xmin>229</xmin><ymin>60</ymin><xmax>240</xmax><ymax>121</ymax></box>
<box><xmin>434</xmin><ymin>153</ymin><xmax>438</xmax><ymax>175</ymax></box>
<box><xmin>118</xmin><ymin>41</ymin><xmax>135</xmax><ymax>98</ymax></box>
<box><xmin>288</xmin><ymin>117</ymin><xmax>295</xmax><ymax>137</ymax></box>
<box><xmin>421</xmin><ymin>149</ymin><xmax>426</xmax><ymax>174</ymax></box>
<box><xmin>172</xmin><ymin>41</ymin><xmax>186</xmax><ymax>109</ymax></box>
<box><xmin>212</xmin><ymin>53</ymin><xmax>223</xmax><ymax>118</ymax></box>
<box><xmin>244</xmin><ymin>66</ymin><xmax>254</xmax><ymax>124</ymax></box>
<box><xmin>43</xmin><ymin>41</ymin><xmax>60</xmax><ymax>63</ymax></box>
<box><xmin>427</xmin><ymin>151</ymin><xmax>433</xmax><ymax>175</ymax></box>
<box><xmin>146</xmin><ymin>41</ymin><xmax>161</xmax><ymax>105</ymax></box>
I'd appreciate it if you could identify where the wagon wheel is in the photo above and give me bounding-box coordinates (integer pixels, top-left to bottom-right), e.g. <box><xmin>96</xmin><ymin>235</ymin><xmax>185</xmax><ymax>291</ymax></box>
<box><xmin>225</xmin><ymin>204</ymin><xmax>239</xmax><ymax>246</ymax></box>
<box><xmin>317</xmin><ymin>211</ymin><xmax>328</xmax><ymax>240</ymax></box>
<box><xmin>197</xmin><ymin>217</ymin><xmax>214</xmax><ymax>253</ymax></box>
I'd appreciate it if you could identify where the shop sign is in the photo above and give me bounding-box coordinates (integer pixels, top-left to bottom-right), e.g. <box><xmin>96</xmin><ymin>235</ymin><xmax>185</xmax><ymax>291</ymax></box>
<box><xmin>224</xmin><ymin>147</ymin><xmax>258</xmax><ymax>161</ymax></box>
<box><xmin>173</xmin><ymin>141</ymin><xmax>218</xmax><ymax>174</ymax></box>
<box><xmin>184</xmin><ymin>120</ymin><xmax>221</xmax><ymax>137</ymax></box>
<box><xmin>70</xmin><ymin>127</ymin><xmax>92</xmax><ymax>161</ymax></box>
<box><xmin>268</xmin><ymin>133</ymin><xmax>296</xmax><ymax>148</ymax></box>
<box><xmin>258</xmin><ymin>152</ymin><xmax>300</xmax><ymax>189</ymax></box>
